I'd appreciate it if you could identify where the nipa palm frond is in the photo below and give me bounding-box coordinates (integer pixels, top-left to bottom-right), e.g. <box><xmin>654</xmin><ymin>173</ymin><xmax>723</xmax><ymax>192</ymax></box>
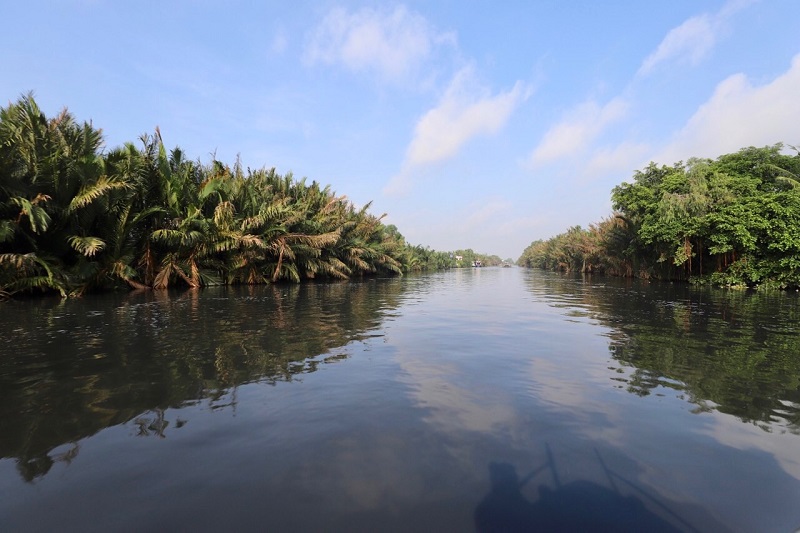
<box><xmin>10</xmin><ymin>195</ymin><xmax>52</xmax><ymax>234</ymax></box>
<box><xmin>285</xmin><ymin>230</ymin><xmax>340</xmax><ymax>249</ymax></box>
<box><xmin>68</xmin><ymin>235</ymin><xmax>106</xmax><ymax>257</ymax></box>
<box><xmin>67</xmin><ymin>175</ymin><xmax>129</xmax><ymax>213</ymax></box>
<box><xmin>0</xmin><ymin>220</ymin><xmax>16</xmax><ymax>243</ymax></box>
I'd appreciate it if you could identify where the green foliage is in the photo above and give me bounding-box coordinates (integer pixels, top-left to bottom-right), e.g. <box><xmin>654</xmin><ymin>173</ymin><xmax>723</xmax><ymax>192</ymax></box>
<box><xmin>0</xmin><ymin>94</ymin><xmax>461</xmax><ymax>298</ymax></box>
<box><xmin>520</xmin><ymin>144</ymin><xmax>800</xmax><ymax>289</ymax></box>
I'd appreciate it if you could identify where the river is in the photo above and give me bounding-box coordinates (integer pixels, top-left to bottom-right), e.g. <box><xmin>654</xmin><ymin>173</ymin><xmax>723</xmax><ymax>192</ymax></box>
<box><xmin>1</xmin><ymin>267</ymin><xmax>799</xmax><ymax>532</ymax></box>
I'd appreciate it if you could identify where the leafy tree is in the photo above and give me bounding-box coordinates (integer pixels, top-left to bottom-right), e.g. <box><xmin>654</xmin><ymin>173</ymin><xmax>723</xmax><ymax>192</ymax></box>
<box><xmin>522</xmin><ymin>144</ymin><xmax>800</xmax><ymax>289</ymax></box>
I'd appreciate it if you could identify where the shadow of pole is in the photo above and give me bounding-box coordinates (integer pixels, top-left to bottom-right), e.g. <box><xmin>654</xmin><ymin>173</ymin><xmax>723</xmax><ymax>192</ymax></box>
<box><xmin>593</xmin><ymin>447</ymin><xmax>701</xmax><ymax>533</ymax></box>
<box><xmin>475</xmin><ymin>444</ymin><xmax>689</xmax><ymax>532</ymax></box>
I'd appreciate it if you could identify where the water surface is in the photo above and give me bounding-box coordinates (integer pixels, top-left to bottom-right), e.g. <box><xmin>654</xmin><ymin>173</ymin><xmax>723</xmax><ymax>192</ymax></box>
<box><xmin>1</xmin><ymin>268</ymin><xmax>799</xmax><ymax>531</ymax></box>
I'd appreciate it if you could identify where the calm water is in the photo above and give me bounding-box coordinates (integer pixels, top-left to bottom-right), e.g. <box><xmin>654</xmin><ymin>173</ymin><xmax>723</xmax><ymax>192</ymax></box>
<box><xmin>1</xmin><ymin>268</ymin><xmax>799</xmax><ymax>532</ymax></box>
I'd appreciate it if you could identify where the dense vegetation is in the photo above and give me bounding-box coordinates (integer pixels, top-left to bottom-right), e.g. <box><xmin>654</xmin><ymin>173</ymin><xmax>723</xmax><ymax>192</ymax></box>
<box><xmin>0</xmin><ymin>94</ymin><xmax>491</xmax><ymax>298</ymax></box>
<box><xmin>519</xmin><ymin>145</ymin><xmax>800</xmax><ymax>289</ymax></box>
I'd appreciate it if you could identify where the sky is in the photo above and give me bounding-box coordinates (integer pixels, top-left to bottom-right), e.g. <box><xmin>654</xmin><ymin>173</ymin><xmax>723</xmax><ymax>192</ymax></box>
<box><xmin>2</xmin><ymin>1</ymin><xmax>799</xmax><ymax>260</ymax></box>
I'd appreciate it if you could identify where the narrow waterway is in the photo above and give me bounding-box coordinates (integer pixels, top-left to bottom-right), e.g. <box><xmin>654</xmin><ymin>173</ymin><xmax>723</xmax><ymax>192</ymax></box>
<box><xmin>1</xmin><ymin>268</ymin><xmax>799</xmax><ymax>532</ymax></box>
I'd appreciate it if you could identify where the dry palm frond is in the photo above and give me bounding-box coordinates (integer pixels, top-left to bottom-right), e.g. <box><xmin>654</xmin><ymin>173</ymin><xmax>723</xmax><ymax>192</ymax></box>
<box><xmin>239</xmin><ymin>234</ymin><xmax>266</xmax><ymax>249</ymax></box>
<box><xmin>213</xmin><ymin>201</ymin><xmax>235</xmax><ymax>227</ymax></box>
<box><xmin>0</xmin><ymin>252</ymin><xmax>33</xmax><ymax>270</ymax></box>
<box><xmin>285</xmin><ymin>230</ymin><xmax>341</xmax><ymax>249</ymax></box>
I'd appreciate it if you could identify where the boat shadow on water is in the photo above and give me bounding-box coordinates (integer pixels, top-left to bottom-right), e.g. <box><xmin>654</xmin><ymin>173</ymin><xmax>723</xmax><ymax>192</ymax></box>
<box><xmin>474</xmin><ymin>445</ymin><xmax>713</xmax><ymax>533</ymax></box>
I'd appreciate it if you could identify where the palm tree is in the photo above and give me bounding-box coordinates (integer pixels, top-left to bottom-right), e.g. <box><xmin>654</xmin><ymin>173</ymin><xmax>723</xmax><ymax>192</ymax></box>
<box><xmin>1</xmin><ymin>95</ymin><xmax>416</xmax><ymax>298</ymax></box>
<box><xmin>0</xmin><ymin>94</ymin><xmax>124</xmax><ymax>296</ymax></box>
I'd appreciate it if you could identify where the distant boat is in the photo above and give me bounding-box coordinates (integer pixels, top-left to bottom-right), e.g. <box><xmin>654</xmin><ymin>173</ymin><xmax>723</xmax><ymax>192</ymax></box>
<box><xmin>472</xmin><ymin>260</ymin><xmax>482</xmax><ymax>267</ymax></box>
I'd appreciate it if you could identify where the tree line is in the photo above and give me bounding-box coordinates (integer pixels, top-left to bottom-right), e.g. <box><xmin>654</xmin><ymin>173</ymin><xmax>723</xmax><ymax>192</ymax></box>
<box><xmin>518</xmin><ymin>144</ymin><xmax>800</xmax><ymax>289</ymax></box>
<box><xmin>0</xmin><ymin>94</ymin><xmax>481</xmax><ymax>299</ymax></box>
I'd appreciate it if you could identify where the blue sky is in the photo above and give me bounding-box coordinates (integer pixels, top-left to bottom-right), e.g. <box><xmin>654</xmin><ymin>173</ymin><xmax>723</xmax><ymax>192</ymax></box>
<box><xmin>3</xmin><ymin>1</ymin><xmax>799</xmax><ymax>259</ymax></box>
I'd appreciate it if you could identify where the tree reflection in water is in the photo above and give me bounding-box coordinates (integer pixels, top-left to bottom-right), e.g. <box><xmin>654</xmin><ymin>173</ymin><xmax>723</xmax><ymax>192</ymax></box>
<box><xmin>0</xmin><ymin>279</ymin><xmax>405</xmax><ymax>481</ymax></box>
<box><xmin>525</xmin><ymin>272</ymin><xmax>800</xmax><ymax>433</ymax></box>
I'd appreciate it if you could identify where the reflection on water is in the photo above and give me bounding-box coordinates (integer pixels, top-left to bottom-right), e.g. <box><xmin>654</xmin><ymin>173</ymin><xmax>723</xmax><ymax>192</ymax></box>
<box><xmin>1</xmin><ymin>268</ymin><xmax>800</xmax><ymax>532</ymax></box>
<box><xmin>0</xmin><ymin>279</ymin><xmax>406</xmax><ymax>481</ymax></box>
<box><xmin>523</xmin><ymin>272</ymin><xmax>800</xmax><ymax>433</ymax></box>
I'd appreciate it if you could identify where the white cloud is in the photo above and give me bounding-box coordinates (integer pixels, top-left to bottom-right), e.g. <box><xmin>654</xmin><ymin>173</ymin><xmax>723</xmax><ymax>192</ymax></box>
<box><xmin>385</xmin><ymin>68</ymin><xmax>528</xmax><ymax>195</ymax></box>
<box><xmin>637</xmin><ymin>0</ymin><xmax>754</xmax><ymax>76</ymax></box>
<box><xmin>701</xmin><ymin>409</ymin><xmax>800</xmax><ymax>481</ymax></box>
<box><xmin>407</xmin><ymin>68</ymin><xmax>527</xmax><ymax>166</ymax></box>
<box><xmin>583</xmin><ymin>141</ymin><xmax>651</xmax><ymax>180</ymax></box>
<box><xmin>304</xmin><ymin>5</ymin><xmax>454</xmax><ymax>83</ymax></box>
<box><xmin>528</xmin><ymin>98</ymin><xmax>629</xmax><ymax>166</ymax></box>
<box><xmin>396</xmin><ymin>349</ymin><xmax>517</xmax><ymax>435</ymax></box>
<box><xmin>638</xmin><ymin>15</ymin><xmax>716</xmax><ymax>76</ymax></box>
<box><xmin>653</xmin><ymin>53</ymin><xmax>800</xmax><ymax>164</ymax></box>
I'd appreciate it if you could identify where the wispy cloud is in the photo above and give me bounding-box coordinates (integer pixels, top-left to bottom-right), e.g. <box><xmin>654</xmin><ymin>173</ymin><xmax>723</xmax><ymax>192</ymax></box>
<box><xmin>270</xmin><ymin>29</ymin><xmax>288</xmax><ymax>56</ymax></box>
<box><xmin>638</xmin><ymin>15</ymin><xmax>716</xmax><ymax>76</ymax></box>
<box><xmin>583</xmin><ymin>141</ymin><xmax>651</xmax><ymax>181</ymax></box>
<box><xmin>637</xmin><ymin>0</ymin><xmax>754</xmax><ymax>76</ymax></box>
<box><xmin>528</xmin><ymin>98</ymin><xmax>628</xmax><ymax>167</ymax></box>
<box><xmin>460</xmin><ymin>198</ymin><xmax>513</xmax><ymax>231</ymax></box>
<box><xmin>385</xmin><ymin>68</ymin><xmax>528</xmax><ymax>195</ymax></box>
<box><xmin>407</xmin><ymin>68</ymin><xmax>527</xmax><ymax>166</ymax></box>
<box><xmin>527</xmin><ymin>0</ymin><xmax>758</xmax><ymax>179</ymax></box>
<box><xmin>654</xmin><ymin>53</ymin><xmax>800</xmax><ymax>164</ymax></box>
<box><xmin>303</xmin><ymin>5</ymin><xmax>454</xmax><ymax>84</ymax></box>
